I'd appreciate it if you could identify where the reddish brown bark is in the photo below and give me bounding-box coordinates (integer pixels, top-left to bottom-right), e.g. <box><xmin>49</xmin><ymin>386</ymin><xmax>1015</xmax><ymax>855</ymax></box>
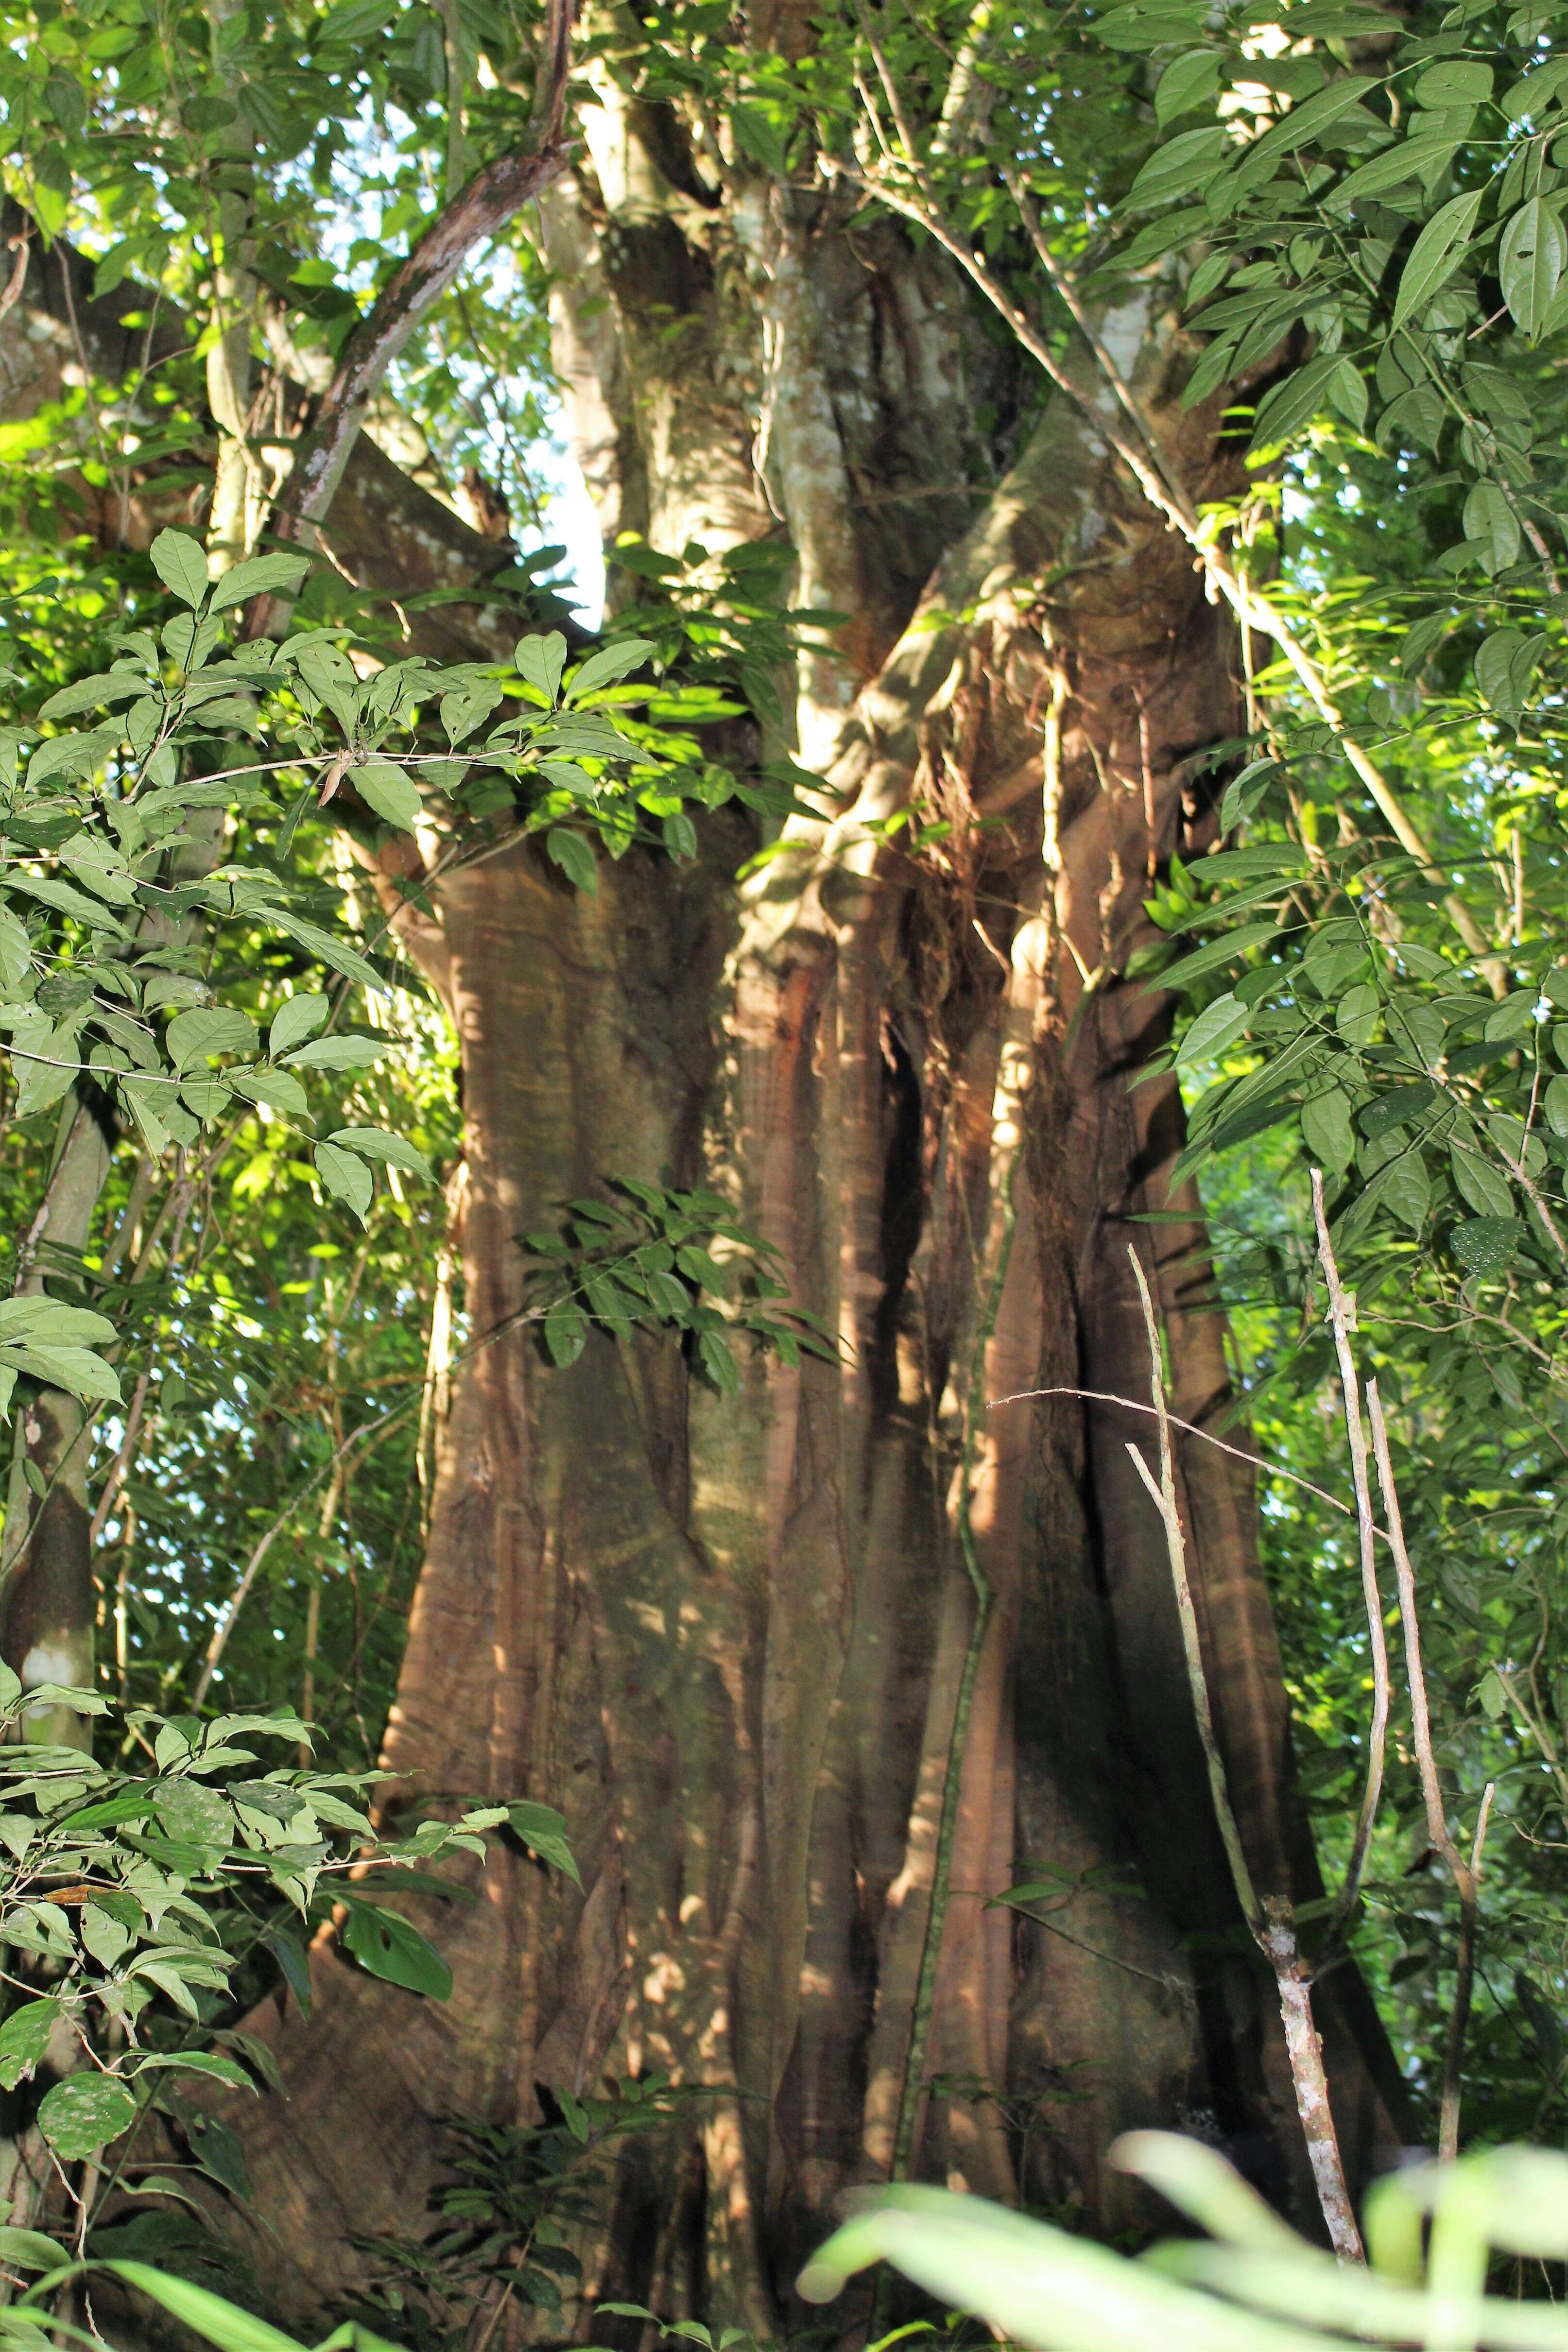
<box><xmin>225</xmin><ymin>218</ymin><xmax>1406</xmax><ymax>2331</ymax></box>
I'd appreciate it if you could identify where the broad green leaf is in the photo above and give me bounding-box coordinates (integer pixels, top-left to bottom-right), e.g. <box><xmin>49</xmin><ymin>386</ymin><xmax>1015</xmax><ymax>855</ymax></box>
<box><xmin>0</xmin><ymin>1998</ymin><xmax>58</xmax><ymax>2091</ymax></box>
<box><xmin>314</xmin><ymin>1141</ymin><xmax>373</xmax><ymax>1223</ymax></box>
<box><xmin>5</xmin><ymin>873</ymin><xmax>128</xmax><ymax>934</ymax></box>
<box><xmin>339</xmin><ymin>1900</ymin><xmax>452</xmax><ymax>1999</ymax></box>
<box><xmin>1391</xmin><ymin>187</ymin><xmax>1484</xmax><ymax>330</ymax></box>
<box><xmin>544</xmin><ymin>1298</ymin><xmax>588</xmax><ymax>1365</ymax></box>
<box><xmin>166</xmin><ymin>1007</ymin><xmax>258</xmax><ymax>1071</ymax></box>
<box><xmin>1330</xmin><ymin>130</ymin><xmax>1465</xmax><ymax>209</ymax></box>
<box><xmin>1155</xmin><ymin>49</ymin><xmax>1221</xmax><ymax>124</ymax></box>
<box><xmin>1465</xmin><ymin>489</ymin><xmax>1522</xmax><ymax>578</ymax></box>
<box><xmin>352</xmin><ymin>760</ymin><xmax>421</xmax><ymax>832</ymax></box>
<box><xmin>97</xmin><ymin>2261</ymin><xmax>311</xmax><ymax>2352</ymax></box>
<box><xmin>1175</xmin><ymin>993</ymin><xmax>1251</xmax><ymax>1065</ymax></box>
<box><xmin>506</xmin><ymin>1800</ymin><xmax>582</xmax><ymax>1886</ymax></box>
<box><xmin>149</xmin><ymin>529</ymin><xmax>209</xmax><ymax>610</ymax></box>
<box><xmin>37</xmin><ymin>2072</ymin><xmax>138</xmax><ymax>2161</ymax></box>
<box><xmin>1499</xmin><ymin>198</ymin><xmax>1564</xmax><ymax>336</ymax></box>
<box><xmin>562</xmin><ymin>637</ymin><xmax>656</xmax><ymax>704</ymax></box>
<box><xmin>1451</xmin><ymin>1216</ymin><xmax>1521</xmax><ymax>1277</ymax></box>
<box><xmin>267</xmin><ymin>910</ymin><xmax>386</xmax><ymax>994</ymax></box>
<box><xmin>208</xmin><ymin>553</ymin><xmax>311</xmax><ymax>613</ymax></box>
<box><xmin>1111</xmin><ymin>2130</ymin><xmax>1303</xmax><ymax>2250</ymax></box>
<box><xmin>269</xmin><ymin>993</ymin><xmax>329</xmax><ymax>1056</ymax></box>
<box><xmin>1300</xmin><ymin>1090</ymin><xmax>1355</xmax><ymax>1175</ymax></box>
<box><xmin>327</xmin><ymin>1126</ymin><xmax>432</xmax><ymax>1181</ymax></box>
<box><xmin>1243</xmin><ymin>74</ymin><xmax>1375</xmax><ymax>170</ymax></box>
<box><xmin>1148</xmin><ymin>921</ymin><xmax>1291</xmax><ymax>995</ymax></box>
<box><xmin>228</xmin><ymin>1067</ymin><xmax>310</xmax><ymax>1117</ymax></box>
<box><xmin>1475</xmin><ymin>624</ymin><xmax>1537</xmax><ymax>721</ymax></box>
<box><xmin>1122</xmin><ymin>125</ymin><xmax>1230</xmax><ymax>213</ymax></box>
<box><xmin>261</xmin><ymin>1926</ymin><xmax>312</xmax><ymax>2018</ymax></box>
<box><xmin>1544</xmin><ymin>1074</ymin><xmax>1568</xmax><ymax>1137</ymax></box>
<box><xmin>281</xmin><ymin>1035</ymin><xmax>390</xmax><ymax>1071</ymax></box>
<box><xmin>133</xmin><ymin>2050</ymin><xmax>254</xmax><ymax>2091</ymax></box>
<box><xmin>0</xmin><ymin>2227</ymin><xmax>67</xmax><ymax>2273</ymax></box>
<box><xmin>1381</xmin><ymin>1151</ymin><xmax>1431</xmax><ymax>1232</ymax></box>
<box><xmin>516</xmin><ymin>632</ymin><xmax>567</xmax><ymax>703</ymax></box>
<box><xmin>546</xmin><ymin>827</ymin><xmax>599</xmax><ymax>894</ymax></box>
<box><xmin>1249</xmin><ymin>354</ymin><xmax>1351</xmax><ymax>452</ymax></box>
<box><xmin>1335</xmin><ymin>982</ymin><xmax>1378</xmax><ymax>1046</ymax></box>
<box><xmin>1413</xmin><ymin>60</ymin><xmax>1493</xmax><ymax>106</ymax></box>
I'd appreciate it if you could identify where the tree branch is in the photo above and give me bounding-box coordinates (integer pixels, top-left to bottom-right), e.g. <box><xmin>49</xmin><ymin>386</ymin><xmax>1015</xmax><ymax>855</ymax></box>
<box><xmin>262</xmin><ymin>0</ymin><xmax>575</xmax><ymax>555</ymax></box>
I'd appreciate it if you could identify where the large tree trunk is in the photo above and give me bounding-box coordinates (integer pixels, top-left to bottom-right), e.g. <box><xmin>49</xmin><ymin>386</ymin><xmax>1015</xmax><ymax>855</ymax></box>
<box><xmin>227</xmin><ymin>119</ymin><xmax>1406</xmax><ymax>2333</ymax></box>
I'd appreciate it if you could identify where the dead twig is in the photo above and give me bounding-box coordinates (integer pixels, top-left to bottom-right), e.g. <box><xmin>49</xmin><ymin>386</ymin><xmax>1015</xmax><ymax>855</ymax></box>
<box><xmin>1310</xmin><ymin>1171</ymin><xmax>1391</xmax><ymax>1949</ymax></box>
<box><xmin>1367</xmin><ymin>1377</ymin><xmax>1493</xmax><ymax>2163</ymax></box>
<box><xmin>1124</xmin><ymin>1245</ymin><xmax>1365</xmax><ymax>2263</ymax></box>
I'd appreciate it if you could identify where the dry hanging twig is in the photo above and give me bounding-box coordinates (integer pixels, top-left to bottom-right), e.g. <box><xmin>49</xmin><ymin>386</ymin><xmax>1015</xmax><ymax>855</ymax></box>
<box><xmin>1367</xmin><ymin>1376</ymin><xmax>1496</xmax><ymax>2163</ymax></box>
<box><xmin>1310</xmin><ymin>1172</ymin><xmax>1392</xmax><ymax>1947</ymax></box>
<box><xmin>1124</xmin><ymin>1246</ymin><xmax>1365</xmax><ymax>2263</ymax></box>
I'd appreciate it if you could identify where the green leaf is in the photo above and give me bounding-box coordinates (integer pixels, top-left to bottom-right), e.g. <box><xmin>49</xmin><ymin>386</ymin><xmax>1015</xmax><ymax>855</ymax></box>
<box><xmin>1413</xmin><ymin>60</ymin><xmax>1493</xmax><ymax>106</ymax></box>
<box><xmin>1335</xmin><ymin>982</ymin><xmax>1378</xmax><ymax>1047</ymax></box>
<box><xmin>1300</xmin><ymin>1090</ymin><xmax>1355</xmax><ymax>1175</ymax></box>
<box><xmin>208</xmin><ymin>554</ymin><xmax>310</xmax><ymax>613</ymax></box>
<box><xmin>1155</xmin><ymin>49</ymin><xmax>1221</xmax><ymax>124</ymax></box>
<box><xmin>506</xmin><ymin>1801</ymin><xmax>582</xmax><ymax>1886</ymax></box>
<box><xmin>1452</xmin><ymin>1215</ymin><xmax>1521</xmax><ymax>1277</ymax></box>
<box><xmin>563</xmin><ymin>637</ymin><xmax>656</xmax><ymax>704</ymax></box>
<box><xmin>546</xmin><ymin>827</ymin><xmax>599</xmax><ymax>895</ymax></box>
<box><xmin>544</xmin><ymin>1298</ymin><xmax>588</xmax><ymax>1365</ymax></box>
<box><xmin>1544</xmin><ymin>1074</ymin><xmax>1568</xmax><ymax>1137</ymax></box>
<box><xmin>352</xmin><ymin>760</ymin><xmax>421</xmax><ymax>832</ymax></box>
<box><xmin>662</xmin><ymin>810</ymin><xmax>698</xmax><ymax>861</ymax></box>
<box><xmin>281</xmin><ymin>1034</ymin><xmax>390</xmax><ymax>1071</ymax></box>
<box><xmin>229</xmin><ymin>1067</ymin><xmax>309</xmax><ymax>1117</ymax></box>
<box><xmin>266</xmin><ymin>910</ymin><xmax>386</xmax><ymax>995</ymax></box>
<box><xmin>261</xmin><ymin>1927</ymin><xmax>312</xmax><ymax>2019</ymax></box>
<box><xmin>37</xmin><ymin>2073</ymin><xmax>138</xmax><ymax>2161</ymax></box>
<box><xmin>698</xmin><ymin>1329</ymin><xmax>740</xmax><ymax>1394</ymax></box>
<box><xmin>0</xmin><ymin>2227</ymin><xmax>67</xmax><ymax>2274</ymax></box>
<box><xmin>0</xmin><ymin>1998</ymin><xmax>58</xmax><ymax>2091</ymax></box>
<box><xmin>1244</xmin><ymin>74</ymin><xmax>1376</xmax><ymax>170</ymax></box>
<box><xmin>1465</xmin><ymin>489</ymin><xmax>1522</xmax><ymax>578</ymax></box>
<box><xmin>1122</xmin><ymin>125</ymin><xmax>1230</xmax><ymax>213</ymax></box>
<box><xmin>1450</xmin><ymin>1143</ymin><xmax>1514</xmax><ymax>1218</ymax></box>
<box><xmin>313</xmin><ymin>1140</ymin><xmax>373</xmax><ymax>1223</ymax></box>
<box><xmin>1391</xmin><ymin>187</ymin><xmax>1484</xmax><ymax>330</ymax></box>
<box><xmin>327</xmin><ymin>1126</ymin><xmax>433</xmax><ymax>1182</ymax></box>
<box><xmin>1499</xmin><ymin>198</ymin><xmax>1564</xmax><ymax>336</ymax></box>
<box><xmin>166</xmin><ymin>1007</ymin><xmax>258</xmax><ymax>1072</ymax></box>
<box><xmin>339</xmin><ymin>1900</ymin><xmax>452</xmax><ymax>1999</ymax></box>
<box><xmin>1147</xmin><ymin>921</ymin><xmax>1291</xmax><ymax>995</ymax></box>
<box><xmin>149</xmin><ymin>530</ymin><xmax>209</xmax><ymax>611</ymax></box>
<box><xmin>133</xmin><ymin>2050</ymin><xmax>254</xmax><ymax>2091</ymax></box>
<box><xmin>269</xmin><ymin>993</ymin><xmax>329</xmax><ymax>1057</ymax></box>
<box><xmin>1175</xmin><ymin>993</ymin><xmax>1252</xmax><ymax>1065</ymax></box>
<box><xmin>1475</xmin><ymin>624</ymin><xmax>1538</xmax><ymax>721</ymax></box>
<box><xmin>516</xmin><ymin>632</ymin><xmax>567</xmax><ymax>704</ymax></box>
<box><xmin>1249</xmin><ymin>354</ymin><xmax>1352</xmax><ymax>452</ymax></box>
<box><xmin>1330</xmin><ymin>130</ymin><xmax>1465</xmax><ymax>208</ymax></box>
<box><xmin>1381</xmin><ymin>1151</ymin><xmax>1431</xmax><ymax>1232</ymax></box>
<box><xmin>97</xmin><ymin>2261</ymin><xmax>310</xmax><ymax>2352</ymax></box>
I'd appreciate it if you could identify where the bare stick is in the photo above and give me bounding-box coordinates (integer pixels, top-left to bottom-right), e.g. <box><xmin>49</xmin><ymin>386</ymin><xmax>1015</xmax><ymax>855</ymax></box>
<box><xmin>1310</xmin><ymin>1172</ymin><xmax>1391</xmax><ymax>1941</ymax></box>
<box><xmin>1367</xmin><ymin>1379</ymin><xmax>1489</xmax><ymax>2162</ymax></box>
<box><xmin>991</xmin><ymin>1380</ymin><xmax>1358</xmax><ymax>1521</ymax></box>
<box><xmin>1125</xmin><ymin>1249</ymin><xmax>1364</xmax><ymax>2262</ymax></box>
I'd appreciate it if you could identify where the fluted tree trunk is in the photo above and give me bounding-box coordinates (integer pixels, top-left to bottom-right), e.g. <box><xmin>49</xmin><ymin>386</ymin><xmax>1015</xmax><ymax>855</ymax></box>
<box><xmin>229</xmin><ymin>98</ymin><xmax>1407</xmax><ymax>2335</ymax></box>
